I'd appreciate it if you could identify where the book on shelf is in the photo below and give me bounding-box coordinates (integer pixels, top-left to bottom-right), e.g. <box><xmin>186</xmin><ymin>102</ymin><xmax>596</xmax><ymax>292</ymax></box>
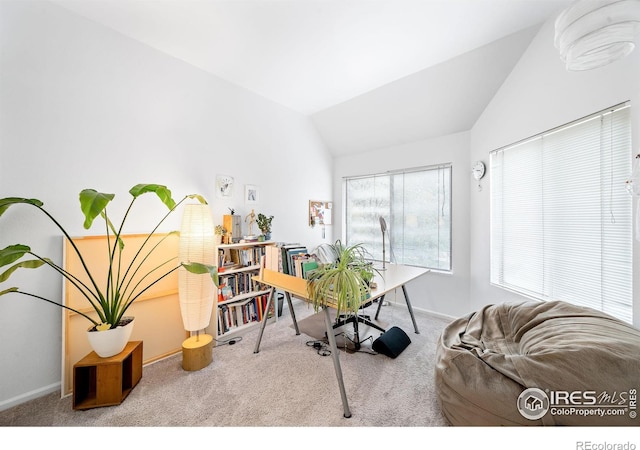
<box><xmin>264</xmin><ymin>245</ymin><xmax>281</xmax><ymax>272</ymax></box>
<box><xmin>219</xmin><ymin>304</ymin><xmax>235</xmax><ymax>333</ymax></box>
<box><xmin>291</xmin><ymin>252</ymin><xmax>318</xmax><ymax>278</ymax></box>
<box><xmin>214</xmin><ymin>240</ymin><xmax>277</xmax><ymax>337</ymax></box>
<box><xmin>219</xmin><ymin>284</ymin><xmax>234</xmax><ymax>301</ymax></box>
<box><xmin>285</xmin><ymin>247</ymin><xmax>308</xmax><ymax>276</ymax></box>
<box><xmin>301</xmin><ymin>260</ymin><xmax>319</xmax><ymax>279</ymax></box>
<box><xmin>220</xmin><ymin>294</ymin><xmax>273</xmax><ymax>331</ymax></box>
<box><xmin>276</xmin><ymin>243</ymin><xmax>305</xmax><ymax>275</ymax></box>
<box><xmin>218</xmin><ymin>271</ymin><xmax>256</xmax><ymax>299</ymax></box>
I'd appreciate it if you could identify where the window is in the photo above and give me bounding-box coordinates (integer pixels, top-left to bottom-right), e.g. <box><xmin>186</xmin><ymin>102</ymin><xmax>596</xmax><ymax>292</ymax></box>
<box><xmin>344</xmin><ymin>164</ymin><xmax>451</xmax><ymax>270</ymax></box>
<box><xmin>490</xmin><ymin>103</ymin><xmax>632</xmax><ymax>323</ymax></box>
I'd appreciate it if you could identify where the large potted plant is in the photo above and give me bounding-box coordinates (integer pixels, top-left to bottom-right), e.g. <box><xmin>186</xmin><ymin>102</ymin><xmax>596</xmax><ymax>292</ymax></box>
<box><xmin>306</xmin><ymin>240</ymin><xmax>375</xmax><ymax>318</ymax></box>
<box><xmin>0</xmin><ymin>184</ymin><xmax>218</xmax><ymax>357</ymax></box>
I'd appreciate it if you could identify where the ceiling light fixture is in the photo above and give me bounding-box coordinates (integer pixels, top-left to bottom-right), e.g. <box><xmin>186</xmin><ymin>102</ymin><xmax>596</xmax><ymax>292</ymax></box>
<box><xmin>554</xmin><ymin>0</ymin><xmax>640</xmax><ymax>71</ymax></box>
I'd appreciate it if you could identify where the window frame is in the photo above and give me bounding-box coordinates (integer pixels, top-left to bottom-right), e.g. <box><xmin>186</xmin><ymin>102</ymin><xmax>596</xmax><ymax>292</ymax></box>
<box><xmin>489</xmin><ymin>102</ymin><xmax>633</xmax><ymax>323</ymax></box>
<box><xmin>343</xmin><ymin>163</ymin><xmax>452</xmax><ymax>271</ymax></box>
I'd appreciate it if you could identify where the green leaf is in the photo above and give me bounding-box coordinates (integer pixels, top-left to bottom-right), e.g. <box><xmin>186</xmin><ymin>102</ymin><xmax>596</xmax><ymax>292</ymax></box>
<box><xmin>0</xmin><ymin>244</ymin><xmax>31</xmax><ymax>267</ymax></box>
<box><xmin>0</xmin><ymin>287</ymin><xmax>18</xmax><ymax>296</ymax></box>
<box><xmin>182</xmin><ymin>262</ymin><xmax>219</xmax><ymax>287</ymax></box>
<box><xmin>79</xmin><ymin>189</ymin><xmax>115</xmax><ymax>229</ymax></box>
<box><xmin>129</xmin><ymin>184</ymin><xmax>176</xmax><ymax>210</ymax></box>
<box><xmin>186</xmin><ymin>194</ymin><xmax>208</xmax><ymax>205</ymax></box>
<box><xmin>0</xmin><ymin>258</ymin><xmax>49</xmax><ymax>282</ymax></box>
<box><xmin>0</xmin><ymin>197</ymin><xmax>43</xmax><ymax>217</ymax></box>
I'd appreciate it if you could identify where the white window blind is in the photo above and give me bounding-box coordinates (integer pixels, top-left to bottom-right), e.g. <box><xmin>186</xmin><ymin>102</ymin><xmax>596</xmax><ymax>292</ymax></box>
<box><xmin>490</xmin><ymin>103</ymin><xmax>633</xmax><ymax>323</ymax></box>
<box><xmin>344</xmin><ymin>165</ymin><xmax>451</xmax><ymax>270</ymax></box>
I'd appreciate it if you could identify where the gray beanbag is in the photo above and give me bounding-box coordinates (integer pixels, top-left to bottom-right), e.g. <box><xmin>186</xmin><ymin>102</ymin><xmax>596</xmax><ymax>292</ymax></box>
<box><xmin>435</xmin><ymin>300</ymin><xmax>640</xmax><ymax>426</ymax></box>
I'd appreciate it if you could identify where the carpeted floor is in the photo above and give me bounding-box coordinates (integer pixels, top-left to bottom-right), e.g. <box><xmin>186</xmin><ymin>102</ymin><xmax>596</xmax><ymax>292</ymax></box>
<box><xmin>0</xmin><ymin>297</ymin><xmax>453</xmax><ymax>427</ymax></box>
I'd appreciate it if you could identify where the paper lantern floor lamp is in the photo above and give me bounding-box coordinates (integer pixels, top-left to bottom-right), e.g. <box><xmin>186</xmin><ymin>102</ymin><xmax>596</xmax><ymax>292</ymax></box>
<box><xmin>179</xmin><ymin>203</ymin><xmax>216</xmax><ymax>371</ymax></box>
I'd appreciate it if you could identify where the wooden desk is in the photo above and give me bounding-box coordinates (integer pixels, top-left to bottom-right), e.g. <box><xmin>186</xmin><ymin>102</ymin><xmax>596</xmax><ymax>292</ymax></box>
<box><xmin>252</xmin><ymin>264</ymin><xmax>428</xmax><ymax>418</ymax></box>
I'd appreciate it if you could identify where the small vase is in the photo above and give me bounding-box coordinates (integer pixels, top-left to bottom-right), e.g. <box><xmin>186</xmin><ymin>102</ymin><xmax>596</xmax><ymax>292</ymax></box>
<box><xmin>87</xmin><ymin>317</ymin><xmax>135</xmax><ymax>358</ymax></box>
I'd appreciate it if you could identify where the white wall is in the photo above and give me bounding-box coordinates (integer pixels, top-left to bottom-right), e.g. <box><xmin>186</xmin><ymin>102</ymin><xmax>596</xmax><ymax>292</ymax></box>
<box><xmin>470</xmin><ymin>16</ymin><xmax>640</xmax><ymax>325</ymax></box>
<box><xmin>0</xmin><ymin>1</ymin><xmax>333</xmax><ymax>409</ymax></box>
<box><xmin>333</xmin><ymin>131</ymin><xmax>471</xmax><ymax>318</ymax></box>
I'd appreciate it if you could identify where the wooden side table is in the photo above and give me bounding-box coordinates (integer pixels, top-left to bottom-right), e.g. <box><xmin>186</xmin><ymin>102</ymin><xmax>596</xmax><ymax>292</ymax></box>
<box><xmin>72</xmin><ymin>341</ymin><xmax>143</xmax><ymax>410</ymax></box>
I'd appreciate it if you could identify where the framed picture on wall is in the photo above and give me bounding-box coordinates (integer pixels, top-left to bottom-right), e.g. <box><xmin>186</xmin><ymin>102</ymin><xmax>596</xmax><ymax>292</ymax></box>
<box><xmin>309</xmin><ymin>200</ymin><xmax>332</xmax><ymax>227</ymax></box>
<box><xmin>245</xmin><ymin>184</ymin><xmax>259</xmax><ymax>204</ymax></box>
<box><xmin>216</xmin><ymin>175</ymin><xmax>234</xmax><ymax>198</ymax></box>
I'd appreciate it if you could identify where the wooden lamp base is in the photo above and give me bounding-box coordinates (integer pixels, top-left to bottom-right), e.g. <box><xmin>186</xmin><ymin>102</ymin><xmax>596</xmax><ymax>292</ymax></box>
<box><xmin>181</xmin><ymin>334</ymin><xmax>213</xmax><ymax>371</ymax></box>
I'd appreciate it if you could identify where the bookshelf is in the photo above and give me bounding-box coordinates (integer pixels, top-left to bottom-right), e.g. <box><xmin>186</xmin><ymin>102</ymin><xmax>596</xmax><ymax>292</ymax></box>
<box><xmin>213</xmin><ymin>240</ymin><xmax>277</xmax><ymax>339</ymax></box>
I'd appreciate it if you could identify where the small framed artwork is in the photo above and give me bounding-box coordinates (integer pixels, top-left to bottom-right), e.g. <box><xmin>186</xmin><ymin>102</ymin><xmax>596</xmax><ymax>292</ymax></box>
<box><xmin>309</xmin><ymin>200</ymin><xmax>332</xmax><ymax>227</ymax></box>
<box><xmin>216</xmin><ymin>175</ymin><xmax>234</xmax><ymax>198</ymax></box>
<box><xmin>245</xmin><ymin>184</ymin><xmax>259</xmax><ymax>204</ymax></box>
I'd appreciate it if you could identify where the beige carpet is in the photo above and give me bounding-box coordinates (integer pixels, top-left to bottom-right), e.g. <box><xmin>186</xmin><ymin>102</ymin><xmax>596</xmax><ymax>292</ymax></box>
<box><xmin>293</xmin><ymin>304</ymin><xmax>390</xmax><ymax>353</ymax></box>
<box><xmin>0</xmin><ymin>298</ymin><xmax>453</xmax><ymax>427</ymax></box>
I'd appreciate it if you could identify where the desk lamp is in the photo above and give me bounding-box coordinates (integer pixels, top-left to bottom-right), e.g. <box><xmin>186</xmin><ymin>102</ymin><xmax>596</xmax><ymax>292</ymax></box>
<box><xmin>380</xmin><ymin>216</ymin><xmax>387</xmax><ymax>270</ymax></box>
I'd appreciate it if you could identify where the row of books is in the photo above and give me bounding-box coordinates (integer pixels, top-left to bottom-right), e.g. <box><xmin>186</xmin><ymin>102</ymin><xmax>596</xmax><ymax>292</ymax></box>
<box><xmin>218</xmin><ymin>294</ymin><xmax>274</xmax><ymax>334</ymax></box>
<box><xmin>217</xmin><ymin>272</ymin><xmax>255</xmax><ymax>301</ymax></box>
<box><xmin>217</xmin><ymin>246</ymin><xmax>266</xmax><ymax>269</ymax></box>
<box><xmin>263</xmin><ymin>243</ymin><xmax>319</xmax><ymax>279</ymax></box>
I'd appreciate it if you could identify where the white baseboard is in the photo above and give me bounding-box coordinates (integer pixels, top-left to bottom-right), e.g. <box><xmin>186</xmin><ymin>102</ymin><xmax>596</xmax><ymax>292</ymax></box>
<box><xmin>384</xmin><ymin>300</ymin><xmax>456</xmax><ymax>321</ymax></box>
<box><xmin>0</xmin><ymin>382</ymin><xmax>60</xmax><ymax>412</ymax></box>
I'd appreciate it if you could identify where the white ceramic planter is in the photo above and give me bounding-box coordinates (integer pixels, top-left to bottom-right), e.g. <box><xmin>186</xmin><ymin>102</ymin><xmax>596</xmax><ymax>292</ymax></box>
<box><xmin>87</xmin><ymin>317</ymin><xmax>135</xmax><ymax>358</ymax></box>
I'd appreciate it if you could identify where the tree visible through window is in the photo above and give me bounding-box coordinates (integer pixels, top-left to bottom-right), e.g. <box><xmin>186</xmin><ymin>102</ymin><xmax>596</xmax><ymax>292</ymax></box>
<box><xmin>344</xmin><ymin>165</ymin><xmax>451</xmax><ymax>270</ymax></box>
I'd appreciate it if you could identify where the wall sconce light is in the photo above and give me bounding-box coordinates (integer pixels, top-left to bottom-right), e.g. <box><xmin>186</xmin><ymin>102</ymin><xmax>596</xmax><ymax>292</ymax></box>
<box><xmin>179</xmin><ymin>203</ymin><xmax>216</xmax><ymax>371</ymax></box>
<box><xmin>554</xmin><ymin>0</ymin><xmax>640</xmax><ymax>71</ymax></box>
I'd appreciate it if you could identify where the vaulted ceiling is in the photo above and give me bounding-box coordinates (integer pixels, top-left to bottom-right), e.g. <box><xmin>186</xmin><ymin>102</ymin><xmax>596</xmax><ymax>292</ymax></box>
<box><xmin>51</xmin><ymin>0</ymin><xmax>573</xmax><ymax>155</ymax></box>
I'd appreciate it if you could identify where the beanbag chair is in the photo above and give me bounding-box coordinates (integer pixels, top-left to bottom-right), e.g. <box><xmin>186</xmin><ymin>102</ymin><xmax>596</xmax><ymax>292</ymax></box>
<box><xmin>435</xmin><ymin>300</ymin><xmax>640</xmax><ymax>426</ymax></box>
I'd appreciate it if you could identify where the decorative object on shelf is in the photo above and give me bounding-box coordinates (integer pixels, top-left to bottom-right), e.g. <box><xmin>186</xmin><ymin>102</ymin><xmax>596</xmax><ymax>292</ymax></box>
<box><xmin>472</xmin><ymin>160</ymin><xmax>486</xmax><ymax>191</ymax></box>
<box><xmin>180</xmin><ymin>203</ymin><xmax>218</xmax><ymax>371</ymax></box>
<box><xmin>244</xmin><ymin>208</ymin><xmax>257</xmax><ymax>238</ymax></box>
<box><xmin>306</xmin><ymin>240</ymin><xmax>376</xmax><ymax>318</ymax></box>
<box><xmin>554</xmin><ymin>0</ymin><xmax>640</xmax><ymax>71</ymax></box>
<box><xmin>0</xmin><ymin>184</ymin><xmax>218</xmax><ymax>358</ymax></box>
<box><xmin>257</xmin><ymin>213</ymin><xmax>274</xmax><ymax>240</ymax></box>
<box><xmin>214</xmin><ymin>225</ymin><xmax>226</xmax><ymax>245</ymax></box>
<box><xmin>245</xmin><ymin>184</ymin><xmax>259</xmax><ymax>204</ymax></box>
<box><xmin>223</xmin><ymin>213</ymin><xmax>242</xmax><ymax>243</ymax></box>
<box><xmin>216</xmin><ymin>174</ymin><xmax>234</xmax><ymax>198</ymax></box>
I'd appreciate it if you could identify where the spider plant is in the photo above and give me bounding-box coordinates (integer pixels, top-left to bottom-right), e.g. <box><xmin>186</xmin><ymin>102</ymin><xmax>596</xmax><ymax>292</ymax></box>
<box><xmin>0</xmin><ymin>184</ymin><xmax>218</xmax><ymax>330</ymax></box>
<box><xmin>306</xmin><ymin>240</ymin><xmax>376</xmax><ymax>317</ymax></box>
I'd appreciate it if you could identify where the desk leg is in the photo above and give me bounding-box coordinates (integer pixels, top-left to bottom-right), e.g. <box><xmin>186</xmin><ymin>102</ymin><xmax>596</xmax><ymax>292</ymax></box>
<box><xmin>323</xmin><ymin>307</ymin><xmax>352</xmax><ymax>418</ymax></box>
<box><xmin>402</xmin><ymin>285</ymin><xmax>420</xmax><ymax>334</ymax></box>
<box><xmin>374</xmin><ymin>294</ymin><xmax>386</xmax><ymax>320</ymax></box>
<box><xmin>285</xmin><ymin>292</ymin><xmax>300</xmax><ymax>335</ymax></box>
<box><xmin>254</xmin><ymin>288</ymin><xmax>275</xmax><ymax>354</ymax></box>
